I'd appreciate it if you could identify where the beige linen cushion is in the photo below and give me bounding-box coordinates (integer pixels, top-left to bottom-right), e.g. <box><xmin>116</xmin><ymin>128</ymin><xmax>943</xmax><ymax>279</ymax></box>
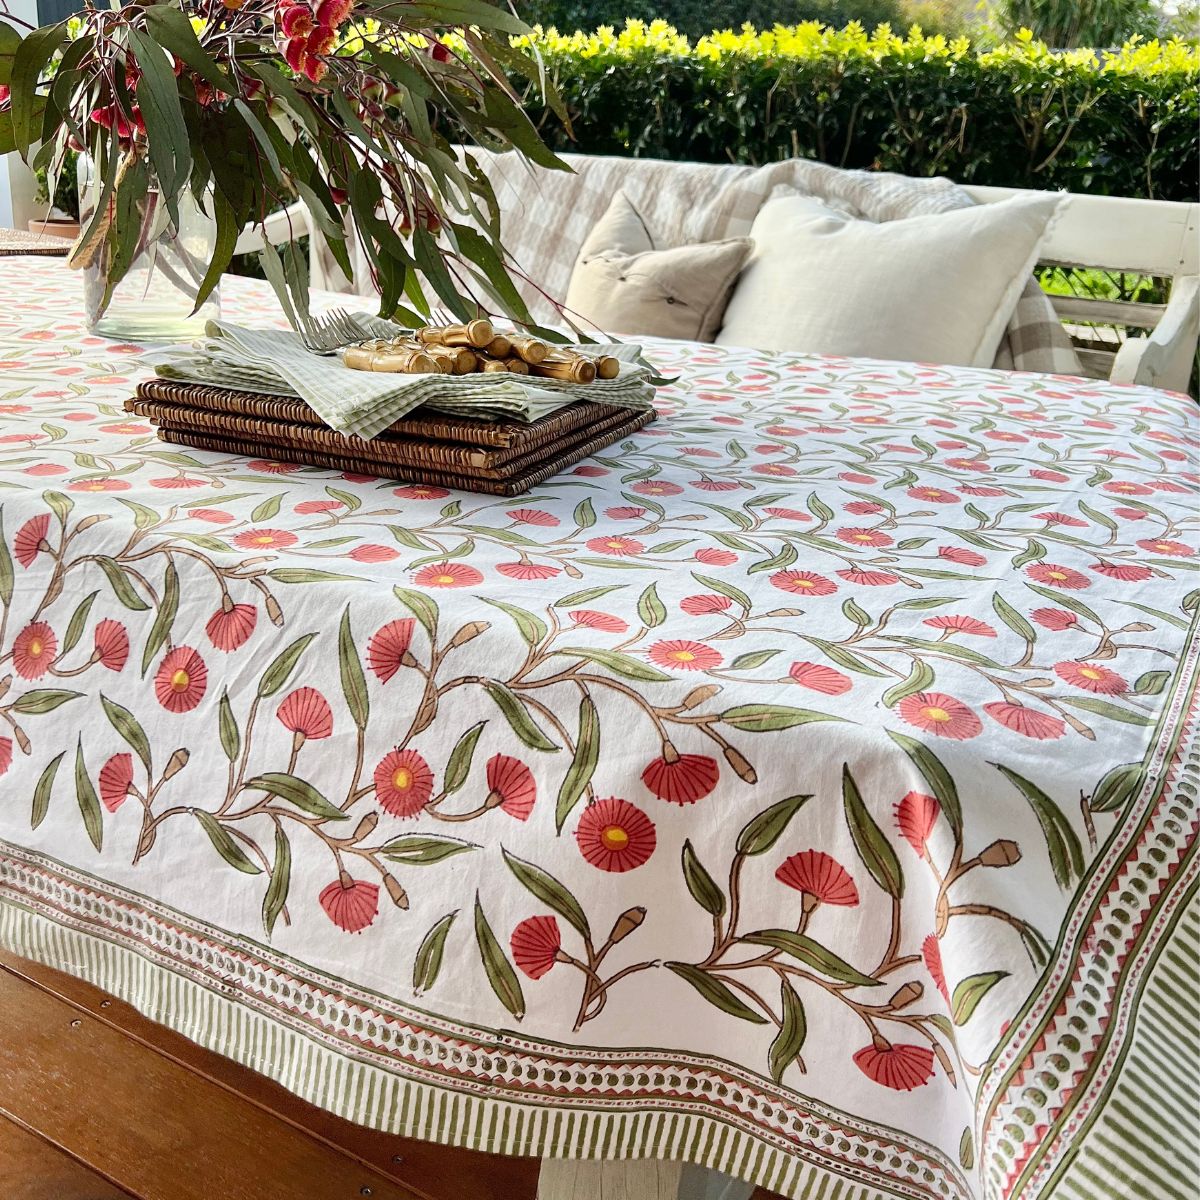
<box><xmin>564</xmin><ymin>190</ymin><xmax>751</xmax><ymax>342</ymax></box>
<box><xmin>716</xmin><ymin>188</ymin><xmax>1064</xmax><ymax>368</ymax></box>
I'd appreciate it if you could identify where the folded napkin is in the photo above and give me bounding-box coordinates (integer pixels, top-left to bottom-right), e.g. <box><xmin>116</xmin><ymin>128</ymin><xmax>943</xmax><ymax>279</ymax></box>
<box><xmin>149</xmin><ymin>317</ymin><xmax>656</xmax><ymax>439</ymax></box>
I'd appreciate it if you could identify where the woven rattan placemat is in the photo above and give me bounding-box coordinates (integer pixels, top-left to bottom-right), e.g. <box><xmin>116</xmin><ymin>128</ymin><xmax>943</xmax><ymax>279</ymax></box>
<box><xmin>134</xmin><ymin>400</ymin><xmax>646</xmax><ymax>476</ymax></box>
<box><xmin>0</xmin><ymin>227</ymin><xmax>73</xmax><ymax>256</ymax></box>
<box><xmin>154</xmin><ymin>407</ymin><xmax>655</xmax><ymax>495</ymax></box>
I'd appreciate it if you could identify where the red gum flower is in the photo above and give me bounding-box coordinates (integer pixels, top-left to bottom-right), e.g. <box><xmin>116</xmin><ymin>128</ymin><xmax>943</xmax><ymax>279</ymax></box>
<box><xmin>278</xmin><ymin>687</ymin><xmax>333</xmax><ymax>741</ymax></box>
<box><xmin>788</xmin><ymin>661</ymin><xmax>852</xmax><ymax>695</ymax></box>
<box><xmin>0</xmin><ymin>737</ymin><xmax>11</xmax><ymax>776</ymax></box>
<box><xmin>983</xmin><ymin>701</ymin><xmax>1066</xmax><ymax>740</ymax></box>
<box><xmin>680</xmin><ymin>594</ymin><xmax>733</xmax><ymax>615</ymax></box>
<box><xmin>496</xmin><ymin>561</ymin><xmax>560</xmax><ymax>581</ymax></box>
<box><xmin>575</xmin><ymin>798</ymin><xmax>656</xmax><ymax>872</ymax></box>
<box><xmin>938</xmin><ymin>546</ymin><xmax>987</xmax><ymax>567</ymax></box>
<box><xmin>205</xmin><ymin>603</ymin><xmax>257</xmax><ymax>652</ymax></box>
<box><xmin>294</xmin><ymin>499</ymin><xmax>342</xmax><ymax>513</ymax></box>
<box><xmin>606</xmin><ymin>506</ymin><xmax>647</xmax><ymax>520</ymax></box>
<box><xmin>1031</xmin><ymin>607</ymin><xmax>1078</xmax><ymax>631</ymax></box>
<box><xmin>233</xmin><ymin>528</ymin><xmax>298</xmax><ymax>551</ymax></box>
<box><xmin>305</xmin><ymin>25</ymin><xmax>337</xmax><ymax>56</ymax></box>
<box><xmin>314</xmin><ymin>0</ymin><xmax>353</xmax><ymax>26</ymax></box>
<box><xmin>319</xmin><ymin>875</ymin><xmax>379</xmax><ymax>933</ymax></box>
<box><xmin>349</xmin><ymin>544</ymin><xmax>400</xmax><ymax>563</ymax></box>
<box><xmin>1054</xmin><ymin>661</ymin><xmax>1128</xmax><ymax>695</ymax></box>
<box><xmin>191</xmin><ymin>508</ymin><xmax>234</xmax><ymax>524</ymax></box>
<box><xmin>394</xmin><ymin>485</ymin><xmax>448</xmax><ymax>499</ymax></box>
<box><xmin>895</xmin><ymin>791</ymin><xmax>941</xmax><ymax>856</ymax></box>
<box><xmin>641</xmin><ymin>753</ymin><xmax>720</xmax><ymax>805</ymax></box>
<box><xmin>98</xmin><ymin>753</ymin><xmax>134</xmax><ymax>812</ymax></box>
<box><xmin>569</xmin><ymin>610</ymin><xmax>628</xmax><ymax>633</ymax></box>
<box><xmin>585</xmin><ymin>535</ymin><xmax>644</xmax><ymax>557</ymax></box>
<box><xmin>93</xmin><ymin>619</ymin><xmax>129</xmax><ymax>671</ymax></box>
<box><xmin>13</xmin><ymin>513</ymin><xmax>49</xmax><ymax>567</ymax></box>
<box><xmin>647</xmin><ymin>639</ymin><xmax>722</xmax><ymax>671</ymax></box>
<box><xmin>923</xmin><ymin>614</ymin><xmax>997</xmax><ymax>638</ymax></box>
<box><xmin>763</xmin><ymin>507</ymin><xmax>810</xmax><ymax>521</ymax></box>
<box><xmin>922</xmin><ymin>934</ymin><xmax>949</xmax><ymax>1003</ymax></box>
<box><xmin>510</xmin><ymin>915</ymin><xmax>562</xmax><ymax>980</ymax></box>
<box><xmin>770</xmin><ymin>569</ymin><xmax>837</xmax><ymax>597</ymax></box>
<box><xmin>897</xmin><ymin>692</ymin><xmax>982</xmax><ymax>740</ymax></box>
<box><xmin>412</xmin><ymin>562</ymin><xmax>483</xmax><ymax>588</ymax></box>
<box><xmin>1027</xmin><ymin>563</ymin><xmax>1090</xmax><ymax>590</ymax></box>
<box><xmin>486</xmin><ymin>754</ymin><xmax>536</xmax><ymax>820</ymax></box>
<box><xmin>154</xmin><ymin>646</ymin><xmax>208</xmax><ymax>712</ymax></box>
<box><xmin>852</xmin><ymin>1042</ymin><xmax>935</xmax><ymax>1091</ymax></box>
<box><xmin>907</xmin><ymin>486</ymin><xmax>959</xmax><ymax>504</ymax></box>
<box><xmin>1034</xmin><ymin>511</ymin><xmax>1088</xmax><ymax>527</ymax></box>
<box><xmin>367</xmin><ymin>618</ymin><xmax>415</xmax><ymax>683</ymax></box>
<box><xmin>506</xmin><ymin>508</ymin><xmax>558</xmax><ymax>527</ymax></box>
<box><xmin>836</xmin><ymin>527</ymin><xmax>893</xmax><ymax>548</ymax></box>
<box><xmin>775</xmin><ymin>850</ymin><xmax>859</xmax><ymax>907</ymax></box>
<box><xmin>1102</xmin><ymin>481</ymin><xmax>1153</xmax><ymax>496</ymax></box>
<box><xmin>1091</xmin><ymin>562</ymin><xmax>1153</xmax><ymax>581</ymax></box>
<box><xmin>837</xmin><ymin>569</ymin><xmax>900</xmax><ymax>586</ymax></box>
<box><xmin>1137</xmin><ymin>538</ymin><xmax>1194</xmax><ymax>557</ymax></box>
<box><xmin>278</xmin><ymin>2</ymin><xmax>313</xmax><ymax>37</ymax></box>
<box><xmin>374</xmin><ymin>748</ymin><xmax>434</xmax><ymax>817</ymax></box>
<box><xmin>694</xmin><ymin>548</ymin><xmax>737</xmax><ymax>567</ymax></box>
<box><xmin>631</xmin><ymin>480</ymin><xmax>683</xmax><ymax>496</ymax></box>
<box><xmin>13</xmin><ymin>621</ymin><xmax>56</xmax><ymax>679</ymax></box>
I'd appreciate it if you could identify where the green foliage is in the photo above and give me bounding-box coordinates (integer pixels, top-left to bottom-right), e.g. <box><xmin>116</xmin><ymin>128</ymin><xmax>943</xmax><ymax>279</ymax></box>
<box><xmin>991</xmin><ymin>0</ymin><xmax>1159</xmax><ymax>48</ymax></box>
<box><xmin>515</xmin><ymin>0</ymin><xmax>909</xmax><ymax>40</ymax></box>
<box><xmin>4</xmin><ymin>0</ymin><xmax>568</xmax><ymax>324</ymax></box>
<box><xmin>517</xmin><ymin>21</ymin><xmax>1199</xmax><ymax>200</ymax></box>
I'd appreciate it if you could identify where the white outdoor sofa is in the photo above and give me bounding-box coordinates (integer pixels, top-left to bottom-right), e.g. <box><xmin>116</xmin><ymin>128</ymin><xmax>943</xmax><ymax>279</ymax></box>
<box><xmin>238</xmin><ymin>154</ymin><xmax>1200</xmax><ymax>395</ymax></box>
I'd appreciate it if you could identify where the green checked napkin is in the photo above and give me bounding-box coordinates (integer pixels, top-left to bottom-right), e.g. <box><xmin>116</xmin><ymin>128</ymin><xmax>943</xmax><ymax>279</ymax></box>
<box><xmin>150</xmin><ymin>318</ymin><xmax>656</xmax><ymax>440</ymax></box>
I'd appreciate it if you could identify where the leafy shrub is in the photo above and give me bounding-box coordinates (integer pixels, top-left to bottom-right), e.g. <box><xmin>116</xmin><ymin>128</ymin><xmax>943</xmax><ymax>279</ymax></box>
<box><xmin>513</xmin><ymin>0</ymin><xmax>908</xmax><ymax>41</ymax></box>
<box><xmin>518</xmin><ymin>21</ymin><xmax>1199</xmax><ymax>201</ymax></box>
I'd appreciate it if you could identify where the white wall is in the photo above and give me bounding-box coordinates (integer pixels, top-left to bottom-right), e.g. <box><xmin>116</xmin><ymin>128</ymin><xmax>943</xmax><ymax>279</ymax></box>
<box><xmin>1</xmin><ymin>0</ymin><xmax>47</xmax><ymax>229</ymax></box>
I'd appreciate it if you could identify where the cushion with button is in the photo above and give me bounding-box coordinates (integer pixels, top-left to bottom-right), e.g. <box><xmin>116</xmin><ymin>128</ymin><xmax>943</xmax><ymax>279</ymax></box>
<box><xmin>563</xmin><ymin>190</ymin><xmax>752</xmax><ymax>342</ymax></box>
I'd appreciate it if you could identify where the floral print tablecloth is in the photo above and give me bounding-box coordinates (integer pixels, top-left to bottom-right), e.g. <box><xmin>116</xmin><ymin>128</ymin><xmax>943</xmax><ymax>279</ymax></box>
<box><xmin>0</xmin><ymin>260</ymin><xmax>1196</xmax><ymax>1200</ymax></box>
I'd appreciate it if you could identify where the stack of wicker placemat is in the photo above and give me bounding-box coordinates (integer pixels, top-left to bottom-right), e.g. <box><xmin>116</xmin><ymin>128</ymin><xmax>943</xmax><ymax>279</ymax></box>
<box><xmin>125</xmin><ymin>379</ymin><xmax>656</xmax><ymax>495</ymax></box>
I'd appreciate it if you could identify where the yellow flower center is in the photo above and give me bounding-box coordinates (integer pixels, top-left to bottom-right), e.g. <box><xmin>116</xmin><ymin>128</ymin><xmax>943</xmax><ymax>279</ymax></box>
<box><xmin>1079</xmin><ymin>667</ymin><xmax>1101</xmax><ymax>680</ymax></box>
<box><xmin>1155</xmin><ymin>543</ymin><xmax>1171</xmax><ymax>551</ymax></box>
<box><xmin>670</xmin><ymin>650</ymin><xmax>696</xmax><ymax>662</ymax></box>
<box><xmin>392</xmin><ymin>767</ymin><xmax>412</xmax><ymax>791</ymax></box>
<box><xmin>1047</xmin><ymin>571</ymin><xmax>1067</xmax><ymax>580</ymax></box>
<box><xmin>924</xmin><ymin>706</ymin><xmax>950</xmax><ymax>723</ymax></box>
<box><xmin>254</xmin><ymin>535</ymin><xmax>274</xmax><ymax>544</ymax></box>
<box><xmin>853</xmin><ymin>533</ymin><xmax>873</xmax><ymax>541</ymax></box>
<box><xmin>434</xmin><ymin>574</ymin><xmax>455</xmax><ymax>584</ymax></box>
<box><xmin>793</xmin><ymin>579</ymin><xmax>814</xmax><ymax>589</ymax></box>
<box><xmin>601</xmin><ymin>824</ymin><xmax>630</xmax><ymax>851</ymax></box>
<box><xmin>606</xmin><ymin>540</ymin><xmax>624</xmax><ymax>549</ymax></box>
<box><xmin>28</xmin><ymin>638</ymin><xmax>42</xmax><ymax>657</ymax></box>
<box><xmin>171</xmin><ymin>669</ymin><xmax>190</xmax><ymax>692</ymax></box>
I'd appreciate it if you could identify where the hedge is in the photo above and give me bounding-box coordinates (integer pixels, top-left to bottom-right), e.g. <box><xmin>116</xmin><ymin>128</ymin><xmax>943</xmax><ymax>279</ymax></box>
<box><xmin>514</xmin><ymin>22</ymin><xmax>1199</xmax><ymax>201</ymax></box>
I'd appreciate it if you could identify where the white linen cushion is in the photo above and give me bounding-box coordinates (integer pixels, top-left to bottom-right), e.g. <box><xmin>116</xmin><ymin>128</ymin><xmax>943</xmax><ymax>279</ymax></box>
<box><xmin>563</xmin><ymin>190</ymin><xmax>751</xmax><ymax>342</ymax></box>
<box><xmin>716</xmin><ymin>188</ymin><xmax>1064</xmax><ymax>368</ymax></box>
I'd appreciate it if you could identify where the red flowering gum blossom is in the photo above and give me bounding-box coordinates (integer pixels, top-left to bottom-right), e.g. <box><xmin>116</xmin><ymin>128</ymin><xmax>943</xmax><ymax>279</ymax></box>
<box><xmin>278</xmin><ymin>1</ymin><xmax>314</xmax><ymax>38</ymax></box>
<box><xmin>315</xmin><ymin>0</ymin><xmax>354</xmax><ymax>28</ymax></box>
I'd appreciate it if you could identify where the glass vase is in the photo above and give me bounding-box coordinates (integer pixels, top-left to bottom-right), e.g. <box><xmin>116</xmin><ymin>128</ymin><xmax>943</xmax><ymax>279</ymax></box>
<box><xmin>78</xmin><ymin>158</ymin><xmax>221</xmax><ymax>341</ymax></box>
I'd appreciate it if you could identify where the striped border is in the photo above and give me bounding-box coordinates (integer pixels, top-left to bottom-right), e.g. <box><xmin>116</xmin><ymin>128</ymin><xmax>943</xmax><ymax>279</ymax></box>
<box><xmin>1041</xmin><ymin>883</ymin><xmax>1199</xmax><ymax>1200</ymax></box>
<box><xmin>0</xmin><ymin>860</ymin><xmax>962</xmax><ymax>1200</ymax></box>
<box><xmin>977</xmin><ymin>609</ymin><xmax>1200</xmax><ymax>1194</ymax></box>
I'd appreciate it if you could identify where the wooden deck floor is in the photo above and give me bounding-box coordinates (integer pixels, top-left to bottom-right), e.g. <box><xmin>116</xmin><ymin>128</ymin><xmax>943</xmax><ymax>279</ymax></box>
<box><xmin>0</xmin><ymin>950</ymin><xmax>540</xmax><ymax>1200</ymax></box>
